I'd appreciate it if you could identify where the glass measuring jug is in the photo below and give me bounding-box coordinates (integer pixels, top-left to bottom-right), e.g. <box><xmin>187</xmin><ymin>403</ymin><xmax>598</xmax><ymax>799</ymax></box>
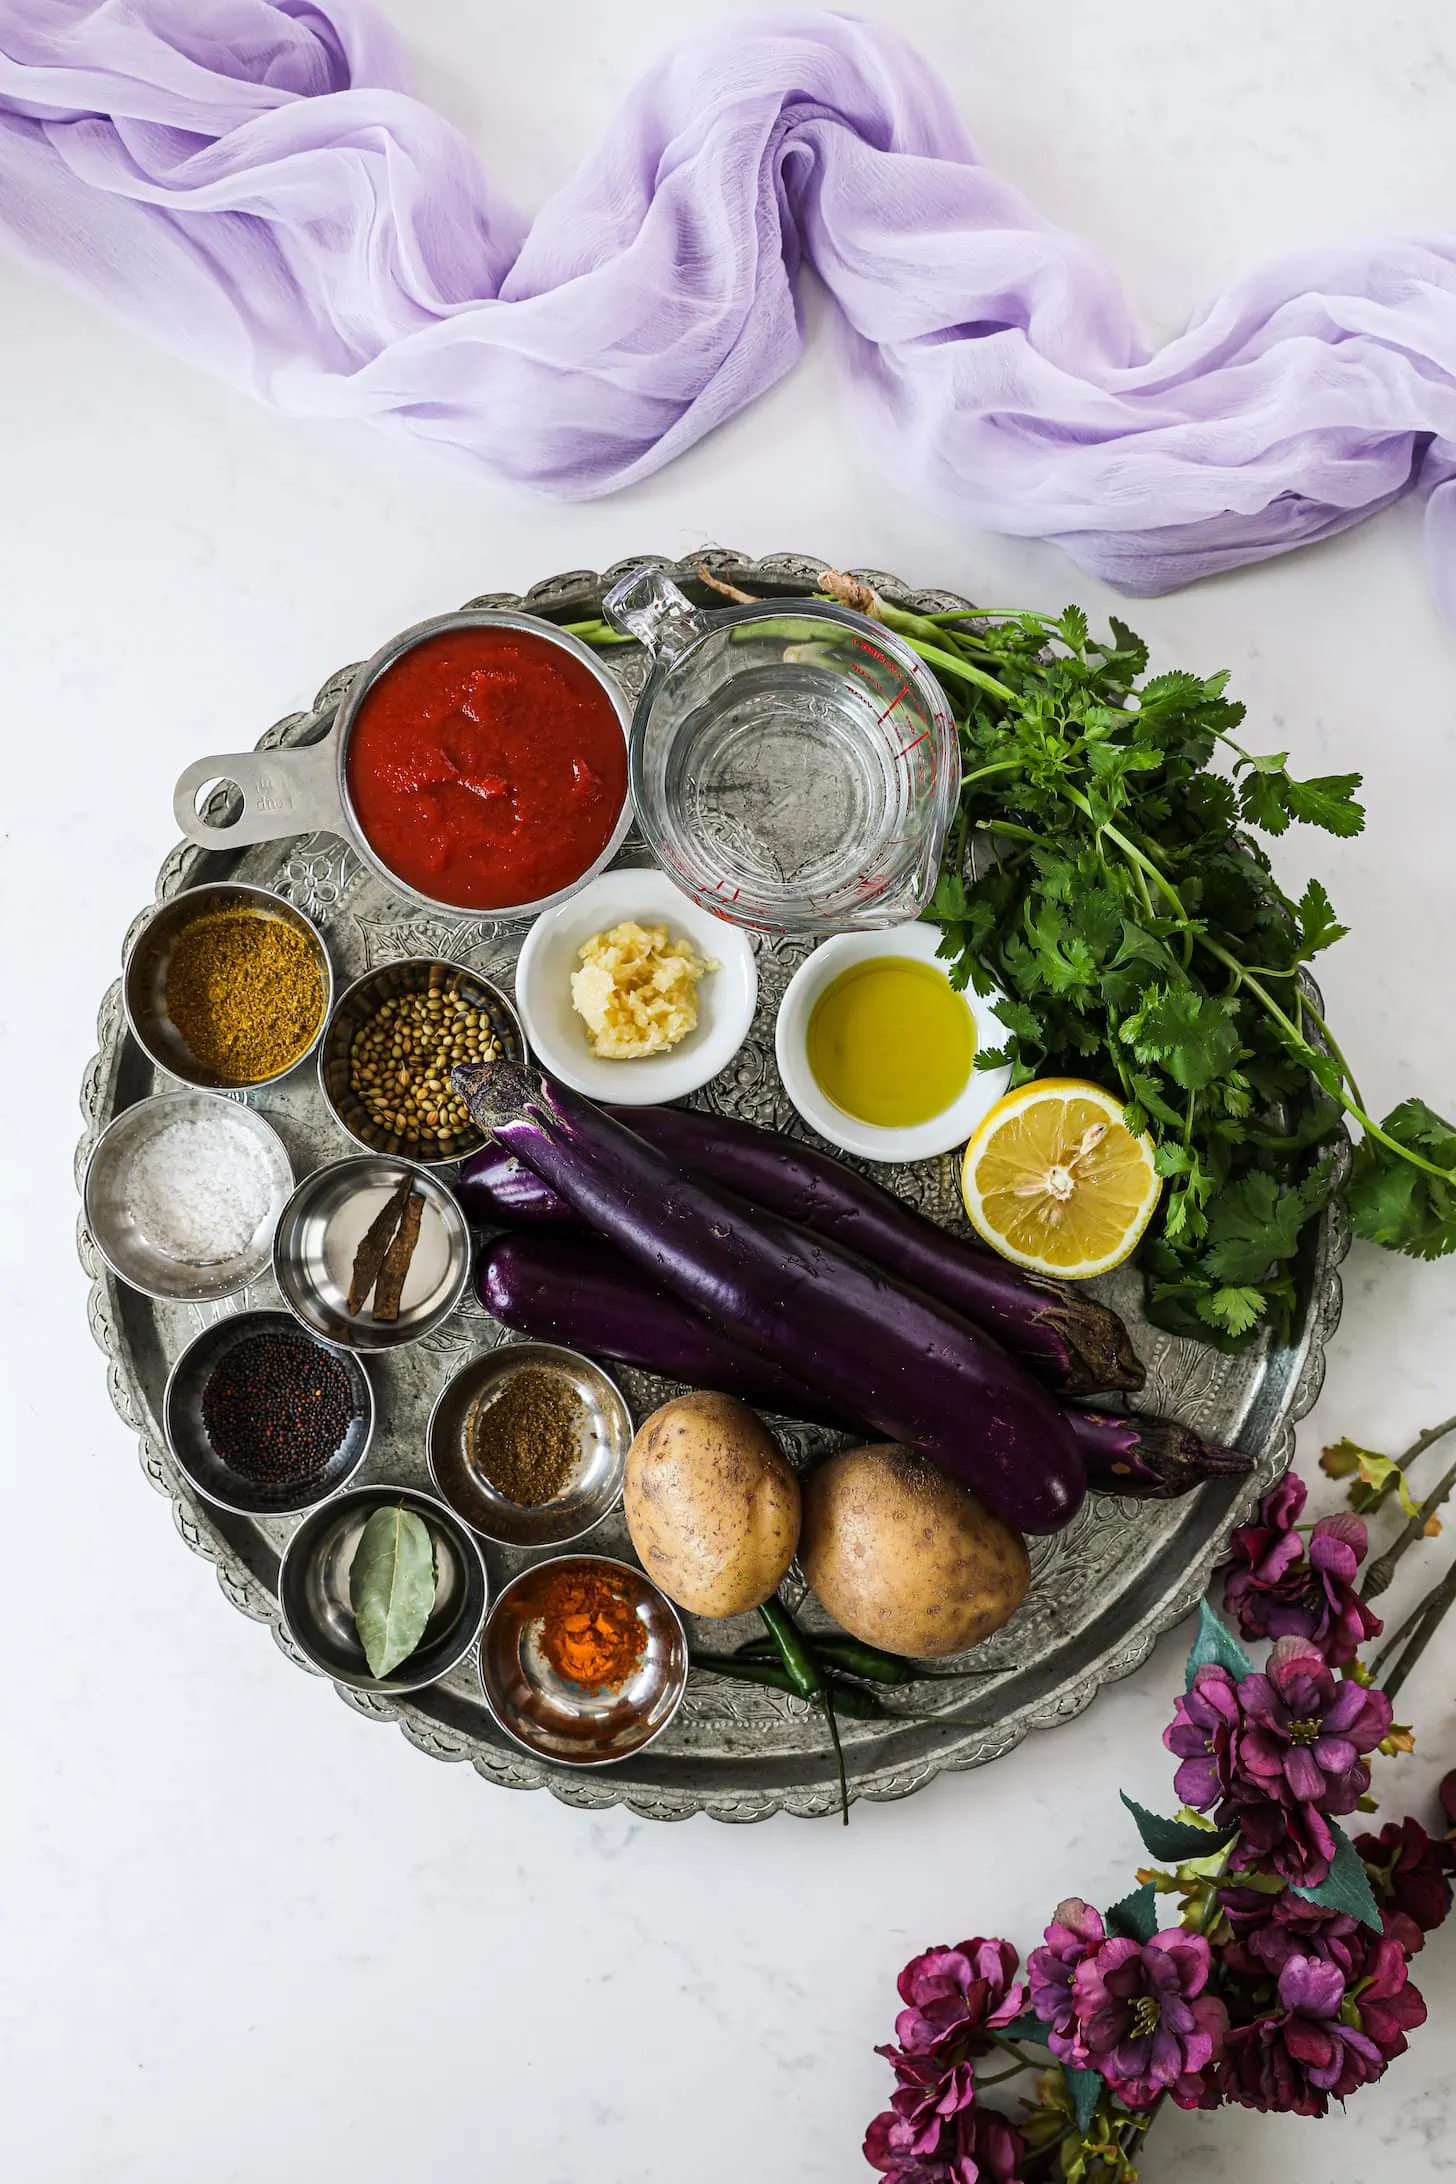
<box><xmin>603</xmin><ymin>569</ymin><xmax>958</xmax><ymax>935</ymax></box>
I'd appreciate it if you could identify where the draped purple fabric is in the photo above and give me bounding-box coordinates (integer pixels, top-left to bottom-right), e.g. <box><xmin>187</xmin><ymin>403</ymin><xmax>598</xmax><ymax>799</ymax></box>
<box><xmin>3</xmin><ymin>0</ymin><xmax>1455</xmax><ymax>605</ymax></box>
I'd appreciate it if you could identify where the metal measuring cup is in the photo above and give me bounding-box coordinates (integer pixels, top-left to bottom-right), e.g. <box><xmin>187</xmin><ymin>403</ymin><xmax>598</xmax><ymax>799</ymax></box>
<box><xmin>170</xmin><ymin>609</ymin><xmax>634</xmax><ymax>921</ymax></box>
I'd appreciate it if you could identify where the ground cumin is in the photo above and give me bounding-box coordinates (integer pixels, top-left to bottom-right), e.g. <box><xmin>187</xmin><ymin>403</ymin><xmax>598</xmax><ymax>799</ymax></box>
<box><xmin>165</xmin><ymin>907</ymin><xmax>324</xmax><ymax>1085</ymax></box>
<box><xmin>466</xmin><ymin>1365</ymin><xmax>583</xmax><ymax>1506</ymax></box>
<box><xmin>537</xmin><ymin>1566</ymin><xmax>647</xmax><ymax>1690</ymax></box>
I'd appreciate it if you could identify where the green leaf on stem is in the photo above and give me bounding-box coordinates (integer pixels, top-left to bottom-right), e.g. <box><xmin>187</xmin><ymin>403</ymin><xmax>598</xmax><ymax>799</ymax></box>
<box><xmin>1064</xmin><ymin>2067</ymin><xmax>1105</xmax><ymax>2137</ymax></box>
<box><xmin>1186</xmin><ymin>1600</ymin><xmax>1253</xmax><ymax>1688</ymax></box>
<box><xmin>1290</xmin><ymin>1820</ymin><xmax>1382</xmax><ymax>1932</ymax></box>
<box><xmin>1120</xmin><ymin>1793</ymin><xmax>1238</xmax><ymax>1863</ymax></box>
<box><xmin>1106</xmin><ymin>1882</ymin><xmax>1160</xmax><ymax>1945</ymax></box>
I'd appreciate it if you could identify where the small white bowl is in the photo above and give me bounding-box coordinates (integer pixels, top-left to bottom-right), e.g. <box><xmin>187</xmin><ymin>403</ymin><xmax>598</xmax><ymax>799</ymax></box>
<box><xmin>514</xmin><ymin>868</ymin><xmax>757</xmax><ymax>1106</ymax></box>
<box><xmin>774</xmin><ymin>923</ymin><xmax>1012</xmax><ymax>1163</ymax></box>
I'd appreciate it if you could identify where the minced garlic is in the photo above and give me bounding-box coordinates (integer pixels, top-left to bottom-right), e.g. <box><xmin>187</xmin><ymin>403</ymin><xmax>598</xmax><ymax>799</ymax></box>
<box><xmin>570</xmin><ymin>920</ymin><xmax>715</xmax><ymax>1059</ymax></box>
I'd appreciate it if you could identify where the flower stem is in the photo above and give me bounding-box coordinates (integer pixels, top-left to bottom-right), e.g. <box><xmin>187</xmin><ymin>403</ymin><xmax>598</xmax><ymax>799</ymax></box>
<box><xmin>1364</xmin><ymin>1413</ymin><xmax>1456</xmax><ymax>1516</ymax></box>
<box><xmin>976</xmin><ymin>2060</ymin><xmax>1033</xmax><ymax>2088</ymax></box>
<box><xmin>1375</xmin><ymin>1555</ymin><xmax>1456</xmax><ymax>1703</ymax></box>
<box><xmin>1362</xmin><ymin>1446</ymin><xmax>1456</xmax><ymax>1600</ymax></box>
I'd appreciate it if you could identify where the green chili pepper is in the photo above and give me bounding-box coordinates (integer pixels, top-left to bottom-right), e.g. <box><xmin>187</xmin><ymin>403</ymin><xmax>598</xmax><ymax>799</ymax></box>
<box><xmin>758</xmin><ymin>1599</ymin><xmax>850</xmax><ymax>1824</ymax></box>
<box><xmin>732</xmin><ymin>1630</ymin><xmax>1004</xmax><ymax>1685</ymax></box>
<box><xmin>689</xmin><ymin>1653</ymin><xmax>885</xmax><ymax>1720</ymax></box>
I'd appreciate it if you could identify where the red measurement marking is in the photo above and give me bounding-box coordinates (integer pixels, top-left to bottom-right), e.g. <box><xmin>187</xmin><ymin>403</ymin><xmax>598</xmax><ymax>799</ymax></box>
<box><xmin>875</xmin><ymin>682</ymin><xmax>910</xmax><ymax>726</ymax></box>
<box><xmin>892</xmin><ymin>727</ymin><xmax>931</xmax><ymax>760</ymax></box>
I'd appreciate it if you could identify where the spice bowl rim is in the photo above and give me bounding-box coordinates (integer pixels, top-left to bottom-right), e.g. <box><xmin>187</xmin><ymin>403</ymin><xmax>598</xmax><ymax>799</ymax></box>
<box><xmin>317</xmin><ymin>953</ymin><xmax>527</xmax><ymax>1169</ymax></box>
<box><xmin>121</xmin><ymin>878</ymin><xmax>334</xmax><ymax>1092</ymax></box>
<box><xmin>82</xmin><ymin>1089</ymin><xmax>295</xmax><ymax>1304</ymax></box>
<box><xmin>512</xmin><ymin>866</ymin><xmax>759</xmax><ymax>1107</ymax></box>
<box><xmin>162</xmin><ymin>1305</ymin><xmax>375</xmax><ymax>1520</ymax></box>
<box><xmin>277</xmin><ymin>1481</ymin><xmax>490</xmax><ymax>1695</ymax></box>
<box><xmin>425</xmin><ymin>1340</ymin><xmax>633</xmax><ymax>1548</ymax></box>
<box><xmin>477</xmin><ymin>1550</ymin><xmax>689</xmax><ymax>1770</ymax></box>
<box><xmin>774</xmin><ymin>920</ymin><xmax>1014</xmax><ymax>1164</ymax></box>
<box><xmin>272</xmin><ymin>1153</ymin><xmax>473</xmax><ymax>1352</ymax></box>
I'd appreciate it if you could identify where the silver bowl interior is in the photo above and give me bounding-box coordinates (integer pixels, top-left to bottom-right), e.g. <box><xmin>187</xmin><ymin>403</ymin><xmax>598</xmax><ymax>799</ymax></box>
<box><xmin>278</xmin><ymin>1485</ymin><xmax>488</xmax><ymax>1693</ymax></box>
<box><xmin>479</xmin><ymin>1554</ymin><xmax>687</xmax><ymax>1768</ymax></box>
<box><xmin>318</xmin><ymin>956</ymin><xmax>524</xmax><ymax>1167</ymax></box>
<box><xmin>273</xmin><ymin>1156</ymin><xmax>472</xmax><ymax>1350</ymax></box>
<box><xmin>428</xmin><ymin>1342</ymin><xmax>632</xmax><ymax>1547</ymax></box>
<box><xmin>84</xmin><ymin>1091</ymin><xmax>293</xmax><ymax>1302</ymax></box>
<box><xmin>123</xmin><ymin>881</ymin><xmax>332</xmax><ymax>1090</ymax></box>
<box><xmin>164</xmin><ymin>1309</ymin><xmax>373</xmax><ymax>1518</ymax></box>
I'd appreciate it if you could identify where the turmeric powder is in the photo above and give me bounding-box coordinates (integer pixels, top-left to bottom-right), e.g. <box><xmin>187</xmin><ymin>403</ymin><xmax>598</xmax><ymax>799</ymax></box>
<box><xmin>538</xmin><ymin>1565</ymin><xmax>647</xmax><ymax>1690</ymax></box>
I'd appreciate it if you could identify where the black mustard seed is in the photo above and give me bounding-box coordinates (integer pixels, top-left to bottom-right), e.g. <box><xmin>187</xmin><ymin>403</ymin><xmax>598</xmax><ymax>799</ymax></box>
<box><xmin>202</xmin><ymin>1329</ymin><xmax>355</xmax><ymax>1486</ymax></box>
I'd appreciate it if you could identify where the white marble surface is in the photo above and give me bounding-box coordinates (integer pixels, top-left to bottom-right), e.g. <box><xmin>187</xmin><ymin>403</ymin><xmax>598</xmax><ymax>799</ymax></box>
<box><xmin>2</xmin><ymin>4</ymin><xmax>1455</xmax><ymax>2177</ymax></box>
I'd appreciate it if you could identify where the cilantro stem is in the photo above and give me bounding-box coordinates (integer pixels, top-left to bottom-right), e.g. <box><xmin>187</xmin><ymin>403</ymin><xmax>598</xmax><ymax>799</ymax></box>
<box><xmin>901</xmin><ymin>636</ymin><xmax>1019</xmax><ymax>705</ymax></box>
<box><xmin>975</xmin><ymin>818</ymin><xmax>1044</xmax><ymax>849</ymax></box>
<box><xmin>1296</xmin><ymin>993</ymin><xmax>1367</xmax><ymax>1113</ymax></box>
<box><xmin>1199</xmin><ymin>939</ymin><xmax>1456</xmax><ymax>1191</ymax></box>
<box><xmin>961</xmin><ymin>759</ymin><xmax>1031</xmax><ymax>790</ymax></box>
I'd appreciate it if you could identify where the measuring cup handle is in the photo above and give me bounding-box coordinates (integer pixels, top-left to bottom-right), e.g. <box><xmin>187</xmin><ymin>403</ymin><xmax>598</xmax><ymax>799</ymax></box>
<box><xmin>172</xmin><ymin>732</ymin><xmax>345</xmax><ymax>850</ymax></box>
<box><xmin>602</xmin><ymin>566</ymin><xmax>706</xmax><ymax>660</ymax></box>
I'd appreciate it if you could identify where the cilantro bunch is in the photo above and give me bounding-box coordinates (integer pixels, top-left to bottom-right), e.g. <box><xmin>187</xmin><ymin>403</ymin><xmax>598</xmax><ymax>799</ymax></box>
<box><xmin>873</xmin><ymin>598</ymin><xmax>1456</xmax><ymax>1347</ymax></box>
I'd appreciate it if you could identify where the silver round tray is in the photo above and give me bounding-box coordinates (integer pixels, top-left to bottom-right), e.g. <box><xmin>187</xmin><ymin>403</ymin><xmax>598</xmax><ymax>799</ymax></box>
<box><xmin>76</xmin><ymin>550</ymin><xmax>1348</xmax><ymax>1822</ymax></box>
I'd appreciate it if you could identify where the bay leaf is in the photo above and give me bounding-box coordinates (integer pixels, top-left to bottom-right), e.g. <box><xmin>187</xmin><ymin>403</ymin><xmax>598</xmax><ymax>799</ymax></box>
<box><xmin>349</xmin><ymin>1505</ymin><xmax>436</xmax><ymax>1680</ymax></box>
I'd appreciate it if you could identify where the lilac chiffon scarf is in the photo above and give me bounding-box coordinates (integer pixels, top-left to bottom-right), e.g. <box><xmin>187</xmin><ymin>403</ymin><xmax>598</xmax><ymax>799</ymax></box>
<box><xmin>3</xmin><ymin>0</ymin><xmax>1456</xmax><ymax>607</ymax></box>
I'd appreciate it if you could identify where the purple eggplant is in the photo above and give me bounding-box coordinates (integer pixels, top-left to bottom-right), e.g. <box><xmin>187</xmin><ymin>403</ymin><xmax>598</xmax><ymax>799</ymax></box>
<box><xmin>482</xmin><ymin>1229</ymin><xmax>1254</xmax><ymax>1500</ymax></box>
<box><xmin>454</xmin><ymin>1058</ymin><xmax>1085</xmax><ymax>1535</ymax></box>
<box><xmin>482</xmin><ymin>1232</ymin><xmax>860</xmax><ymax>1431</ymax></box>
<box><xmin>1064</xmin><ymin>1408</ymin><xmax>1255</xmax><ymax>1499</ymax></box>
<box><xmin>457</xmin><ymin>1106</ymin><xmax>1141</xmax><ymax>1397</ymax></box>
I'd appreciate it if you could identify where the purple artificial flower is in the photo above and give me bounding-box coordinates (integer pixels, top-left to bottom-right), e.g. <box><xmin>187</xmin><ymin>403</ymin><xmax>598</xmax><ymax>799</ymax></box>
<box><xmin>1224</xmin><ymin>1474</ymin><xmax>1382</xmax><ymax>1665</ymax></box>
<box><xmin>1238</xmin><ymin>1637</ymin><xmax>1392</xmax><ymax>1815</ymax></box>
<box><xmin>1346</xmin><ymin>1918</ymin><xmax>1429</xmax><ymax>2063</ymax></box>
<box><xmin>1218</xmin><ymin>1888</ymin><xmax>1362</xmax><ymax>1984</ymax></box>
<box><xmin>1171</xmin><ymin>1639</ymin><xmax>1393</xmax><ymax>1887</ymax></box>
<box><xmin>1441</xmin><ymin>1769</ymin><xmax>1456</xmax><ymax>1834</ymax></box>
<box><xmin>1026</xmin><ymin>1899</ymin><xmax>1105</xmax><ymax>2060</ymax></box>
<box><xmin>871</xmin><ymin>2052</ymin><xmax>976</xmax><ymax>2159</ymax></box>
<box><xmin>864</xmin><ymin>2104</ymin><xmax>1027</xmax><ymax>2184</ymax></box>
<box><xmin>1216</xmin><ymin>1953</ymin><xmax>1385</xmax><ymax>2115</ymax></box>
<box><xmin>1353</xmin><ymin>1816</ymin><xmax>1456</xmax><ymax>1946</ymax></box>
<box><xmin>1163</xmin><ymin>1664</ymin><xmax>1244</xmax><ymax>1811</ymax></box>
<box><xmin>1064</xmin><ymin>1928</ymin><xmax>1227</xmax><ymax>2110</ymax></box>
<box><xmin>891</xmin><ymin>1940</ymin><xmax>1026</xmax><ymax>2062</ymax></box>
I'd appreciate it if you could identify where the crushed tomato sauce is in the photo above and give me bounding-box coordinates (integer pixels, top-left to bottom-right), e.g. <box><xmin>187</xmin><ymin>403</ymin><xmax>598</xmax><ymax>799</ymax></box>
<box><xmin>345</xmin><ymin>627</ymin><xmax>626</xmax><ymax>910</ymax></box>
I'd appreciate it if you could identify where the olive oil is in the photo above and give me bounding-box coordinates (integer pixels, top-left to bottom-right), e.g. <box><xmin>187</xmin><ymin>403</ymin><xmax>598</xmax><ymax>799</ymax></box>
<box><xmin>806</xmin><ymin>957</ymin><xmax>976</xmax><ymax>1128</ymax></box>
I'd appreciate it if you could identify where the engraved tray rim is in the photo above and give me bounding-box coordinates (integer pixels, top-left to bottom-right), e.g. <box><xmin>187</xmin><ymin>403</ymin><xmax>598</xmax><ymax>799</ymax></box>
<box><xmin>75</xmin><ymin>548</ymin><xmax>1348</xmax><ymax>1824</ymax></box>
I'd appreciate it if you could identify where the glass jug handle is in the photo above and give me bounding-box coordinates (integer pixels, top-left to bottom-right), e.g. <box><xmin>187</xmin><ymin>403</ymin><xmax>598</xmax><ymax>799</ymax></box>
<box><xmin>602</xmin><ymin>566</ymin><xmax>706</xmax><ymax>660</ymax></box>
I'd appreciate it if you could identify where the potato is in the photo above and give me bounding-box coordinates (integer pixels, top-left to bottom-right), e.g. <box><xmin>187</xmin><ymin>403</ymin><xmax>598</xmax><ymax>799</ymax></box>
<box><xmin>623</xmin><ymin>1392</ymin><xmax>800</xmax><ymax>1617</ymax></box>
<box><xmin>801</xmin><ymin>1444</ymin><xmax>1029</xmax><ymax>1658</ymax></box>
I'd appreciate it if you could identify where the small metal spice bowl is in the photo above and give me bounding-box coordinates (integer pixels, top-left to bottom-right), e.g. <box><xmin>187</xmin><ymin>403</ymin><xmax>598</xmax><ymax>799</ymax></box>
<box><xmin>273</xmin><ymin>1156</ymin><xmax>472</xmax><ymax>1351</ymax></box>
<box><xmin>318</xmin><ymin>956</ymin><xmax>524</xmax><ymax>1168</ymax></box>
<box><xmin>123</xmin><ymin>881</ymin><xmax>332</xmax><ymax>1091</ymax></box>
<box><xmin>279</xmin><ymin>1485</ymin><xmax>488</xmax><ymax>1695</ymax></box>
<box><xmin>83</xmin><ymin>1090</ymin><xmax>293</xmax><ymax>1303</ymax></box>
<box><xmin>163</xmin><ymin>1308</ymin><xmax>373</xmax><ymax>1519</ymax></box>
<box><xmin>427</xmin><ymin>1341</ymin><xmax>632</xmax><ymax>1548</ymax></box>
<box><xmin>478</xmin><ymin>1554</ymin><xmax>688</xmax><ymax>1769</ymax></box>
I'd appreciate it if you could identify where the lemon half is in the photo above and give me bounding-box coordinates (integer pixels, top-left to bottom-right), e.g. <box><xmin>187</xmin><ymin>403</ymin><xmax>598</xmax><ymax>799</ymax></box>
<box><xmin>961</xmin><ymin>1078</ymin><xmax>1161</xmax><ymax>1280</ymax></box>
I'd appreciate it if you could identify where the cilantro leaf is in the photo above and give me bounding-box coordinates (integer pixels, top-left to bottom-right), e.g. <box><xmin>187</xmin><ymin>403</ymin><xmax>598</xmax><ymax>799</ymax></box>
<box><xmin>1282</xmin><ymin>771</ymin><xmax>1365</xmax><ymax>837</ymax></box>
<box><xmin>1349</xmin><ymin>1101</ymin><xmax>1456</xmax><ymax>1258</ymax></box>
<box><xmin>1122</xmin><ymin>986</ymin><xmax>1243</xmax><ymax>1092</ymax></box>
<box><xmin>1294</xmin><ymin>877</ymin><xmax>1348</xmax><ymax>960</ymax></box>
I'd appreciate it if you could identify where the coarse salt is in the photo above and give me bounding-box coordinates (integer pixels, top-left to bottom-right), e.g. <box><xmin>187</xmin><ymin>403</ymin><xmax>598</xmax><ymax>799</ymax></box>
<box><xmin>127</xmin><ymin>1113</ymin><xmax>275</xmax><ymax>1266</ymax></box>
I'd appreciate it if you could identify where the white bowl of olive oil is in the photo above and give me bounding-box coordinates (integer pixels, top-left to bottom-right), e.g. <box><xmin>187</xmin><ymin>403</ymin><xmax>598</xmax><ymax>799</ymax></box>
<box><xmin>774</xmin><ymin>923</ymin><xmax>1013</xmax><ymax>1163</ymax></box>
